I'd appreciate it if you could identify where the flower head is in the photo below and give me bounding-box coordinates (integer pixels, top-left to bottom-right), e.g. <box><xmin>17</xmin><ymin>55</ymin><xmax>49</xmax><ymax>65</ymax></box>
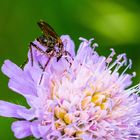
<box><xmin>1</xmin><ymin>35</ymin><xmax>140</xmax><ymax>140</ymax></box>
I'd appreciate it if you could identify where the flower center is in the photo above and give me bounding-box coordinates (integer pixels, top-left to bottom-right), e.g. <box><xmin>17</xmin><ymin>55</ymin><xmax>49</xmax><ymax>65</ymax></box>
<box><xmin>82</xmin><ymin>86</ymin><xmax>111</xmax><ymax>110</ymax></box>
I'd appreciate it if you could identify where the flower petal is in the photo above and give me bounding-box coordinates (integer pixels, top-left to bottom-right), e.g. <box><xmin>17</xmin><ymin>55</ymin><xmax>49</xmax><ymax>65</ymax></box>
<box><xmin>76</xmin><ymin>38</ymin><xmax>93</xmax><ymax>62</ymax></box>
<box><xmin>11</xmin><ymin>121</ymin><xmax>32</xmax><ymax>139</ymax></box>
<box><xmin>1</xmin><ymin>60</ymin><xmax>37</xmax><ymax>97</ymax></box>
<box><xmin>47</xmin><ymin>130</ymin><xmax>61</xmax><ymax>140</ymax></box>
<box><xmin>0</xmin><ymin>101</ymin><xmax>36</xmax><ymax>121</ymax></box>
<box><xmin>8</xmin><ymin>79</ymin><xmax>37</xmax><ymax>97</ymax></box>
<box><xmin>61</xmin><ymin>35</ymin><xmax>75</xmax><ymax>57</ymax></box>
<box><xmin>17</xmin><ymin>108</ymin><xmax>36</xmax><ymax>121</ymax></box>
<box><xmin>0</xmin><ymin>101</ymin><xmax>28</xmax><ymax>118</ymax></box>
<box><xmin>50</xmin><ymin>57</ymin><xmax>70</xmax><ymax>75</ymax></box>
<box><xmin>38</xmin><ymin>124</ymin><xmax>52</xmax><ymax>136</ymax></box>
<box><xmin>30</xmin><ymin>122</ymin><xmax>41</xmax><ymax>139</ymax></box>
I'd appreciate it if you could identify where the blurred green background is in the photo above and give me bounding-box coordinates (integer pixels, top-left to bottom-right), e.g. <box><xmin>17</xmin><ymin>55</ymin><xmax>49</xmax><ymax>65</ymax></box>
<box><xmin>0</xmin><ymin>0</ymin><xmax>140</xmax><ymax>139</ymax></box>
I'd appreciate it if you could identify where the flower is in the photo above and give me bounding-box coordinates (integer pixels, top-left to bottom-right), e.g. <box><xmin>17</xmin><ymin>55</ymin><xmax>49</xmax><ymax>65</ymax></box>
<box><xmin>1</xmin><ymin>35</ymin><xmax>140</xmax><ymax>140</ymax></box>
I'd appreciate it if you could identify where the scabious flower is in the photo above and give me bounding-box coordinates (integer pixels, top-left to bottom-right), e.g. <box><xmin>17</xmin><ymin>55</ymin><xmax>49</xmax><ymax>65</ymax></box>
<box><xmin>0</xmin><ymin>35</ymin><xmax>140</xmax><ymax>140</ymax></box>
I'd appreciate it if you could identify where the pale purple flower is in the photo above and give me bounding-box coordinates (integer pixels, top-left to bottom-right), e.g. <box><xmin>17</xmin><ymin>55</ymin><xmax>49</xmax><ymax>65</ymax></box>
<box><xmin>1</xmin><ymin>35</ymin><xmax>140</xmax><ymax>140</ymax></box>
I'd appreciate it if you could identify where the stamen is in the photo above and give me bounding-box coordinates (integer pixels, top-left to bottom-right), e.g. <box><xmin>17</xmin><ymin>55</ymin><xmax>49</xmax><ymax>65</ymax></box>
<box><xmin>79</xmin><ymin>37</ymin><xmax>88</xmax><ymax>42</ymax></box>
<box><xmin>106</xmin><ymin>48</ymin><xmax>116</xmax><ymax>65</ymax></box>
<box><xmin>92</xmin><ymin>43</ymin><xmax>99</xmax><ymax>51</ymax></box>
<box><xmin>79</xmin><ymin>37</ymin><xmax>94</xmax><ymax>45</ymax></box>
<box><xmin>109</xmin><ymin>53</ymin><xmax>127</xmax><ymax>74</ymax></box>
<box><xmin>132</xmin><ymin>72</ymin><xmax>136</xmax><ymax>78</ymax></box>
<box><xmin>125</xmin><ymin>83</ymin><xmax>140</xmax><ymax>95</ymax></box>
<box><xmin>120</xmin><ymin>59</ymin><xmax>132</xmax><ymax>77</ymax></box>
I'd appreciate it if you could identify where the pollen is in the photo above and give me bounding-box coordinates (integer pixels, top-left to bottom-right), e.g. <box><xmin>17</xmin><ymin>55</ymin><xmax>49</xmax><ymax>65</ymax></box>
<box><xmin>54</xmin><ymin>106</ymin><xmax>67</xmax><ymax>119</ymax></box>
<box><xmin>64</xmin><ymin>113</ymin><xmax>73</xmax><ymax>124</ymax></box>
